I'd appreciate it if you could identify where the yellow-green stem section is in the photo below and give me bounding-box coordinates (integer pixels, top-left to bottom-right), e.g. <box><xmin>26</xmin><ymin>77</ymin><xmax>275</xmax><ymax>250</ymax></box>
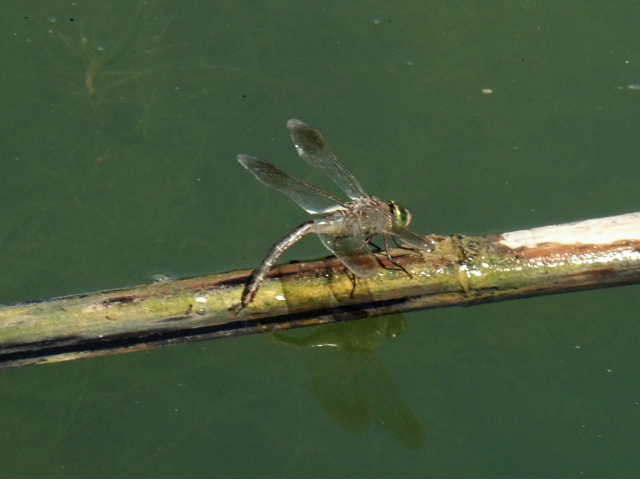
<box><xmin>1</xmin><ymin>232</ymin><xmax>639</xmax><ymax>368</ymax></box>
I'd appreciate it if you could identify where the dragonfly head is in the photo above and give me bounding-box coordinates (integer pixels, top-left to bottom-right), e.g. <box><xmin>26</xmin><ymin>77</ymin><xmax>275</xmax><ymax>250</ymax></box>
<box><xmin>389</xmin><ymin>201</ymin><xmax>412</xmax><ymax>228</ymax></box>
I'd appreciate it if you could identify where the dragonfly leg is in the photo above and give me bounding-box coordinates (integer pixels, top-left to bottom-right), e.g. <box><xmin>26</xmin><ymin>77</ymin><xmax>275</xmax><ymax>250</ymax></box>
<box><xmin>345</xmin><ymin>269</ymin><xmax>358</xmax><ymax>298</ymax></box>
<box><xmin>382</xmin><ymin>235</ymin><xmax>412</xmax><ymax>278</ymax></box>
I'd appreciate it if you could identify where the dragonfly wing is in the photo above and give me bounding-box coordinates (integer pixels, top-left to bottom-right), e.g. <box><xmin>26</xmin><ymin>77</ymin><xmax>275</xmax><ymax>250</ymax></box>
<box><xmin>287</xmin><ymin>118</ymin><xmax>368</xmax><ymax>200</ymax></box>
<box><xmin>238</xmin><ymin>154</ymin><xmax>344</xmax><ymax>215</ymax></box>
<box><xmin>391</xmin><ymin>228</ymin><xmax>434</xmax><ymax>252</ymax></box>
<box><xmin>316</xmin><ymin>232</ymin><xmax>379</xmax><ymax>278</ymax></box>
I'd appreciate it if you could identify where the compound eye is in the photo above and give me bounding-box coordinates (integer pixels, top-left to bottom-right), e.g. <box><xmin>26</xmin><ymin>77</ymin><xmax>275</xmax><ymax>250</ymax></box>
<box><xmin>390</xmin><ymin>201</ymin><xmax>412</xmax><ymax>227</ymax></box>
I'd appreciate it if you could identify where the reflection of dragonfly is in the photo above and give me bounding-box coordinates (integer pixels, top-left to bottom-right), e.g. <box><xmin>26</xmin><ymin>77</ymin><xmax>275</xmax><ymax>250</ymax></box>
<box><xmin>235</xmin><ymin>118</ymin><xmax>433</xmax><ymax>311</ymax></box>
<box><xmin>273</xmin><ymin>316</ymin><xmax>426</xmax><ymax>449</ymax></box>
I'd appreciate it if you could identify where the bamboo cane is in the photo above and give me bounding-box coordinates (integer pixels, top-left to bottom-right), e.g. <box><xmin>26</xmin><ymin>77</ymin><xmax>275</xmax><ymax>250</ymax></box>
<box><xmin>1</xmin><ymin>211</ymin><xmax>640</xmax><ymax>369</ymax></box>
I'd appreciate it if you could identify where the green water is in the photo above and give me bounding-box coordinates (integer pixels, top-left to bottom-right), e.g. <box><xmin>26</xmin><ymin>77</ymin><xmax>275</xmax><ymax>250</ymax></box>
<box><xmin>2</xmin><ymin>1</ymin><xmax>640</xmax><ymax>476</ymax></box>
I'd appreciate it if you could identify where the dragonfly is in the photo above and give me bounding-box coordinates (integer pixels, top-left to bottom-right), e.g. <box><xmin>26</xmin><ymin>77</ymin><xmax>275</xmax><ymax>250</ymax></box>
<box><xmin>234</xmin><ymin>118</ymin><xmax>433</xmax><ymax>312</ymax></box>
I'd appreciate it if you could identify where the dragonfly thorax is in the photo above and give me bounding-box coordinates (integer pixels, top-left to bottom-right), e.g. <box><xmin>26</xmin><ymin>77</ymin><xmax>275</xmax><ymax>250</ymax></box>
<box><xmin>314</xmin><ymin>196</ymin><xmax>396</xmax><ymax>237</ymax></box>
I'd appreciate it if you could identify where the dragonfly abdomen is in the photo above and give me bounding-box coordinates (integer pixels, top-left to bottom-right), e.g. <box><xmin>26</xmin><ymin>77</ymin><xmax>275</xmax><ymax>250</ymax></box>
<box><xmin>239</xmin><ymin>220</ymin><xmax>315</xmax><ymax>308</ymax></box>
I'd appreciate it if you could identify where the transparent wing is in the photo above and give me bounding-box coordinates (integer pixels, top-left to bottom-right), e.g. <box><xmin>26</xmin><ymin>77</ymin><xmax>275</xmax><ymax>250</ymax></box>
<box><xmin>287</xmin><ymin>118</ymin><xmax>368</xmax><ymax>200</ymax></box>
<box><xmin>238</xmin><ymin>154</ymin><xmax>344</xmax><ymax>215</ymax></box>
<box><xmin>316</xmin><ymin>232</ymin><xmax>379</xmax><ymax>278</ymax></box>
<box><xmin>391</xmin><ymin>228</ymin><xmax>434</xmax><ymax>252</ymax></box>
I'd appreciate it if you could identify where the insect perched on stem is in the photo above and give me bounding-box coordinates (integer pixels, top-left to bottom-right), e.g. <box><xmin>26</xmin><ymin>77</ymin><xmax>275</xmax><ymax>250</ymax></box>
<box><xmin>233</xmin><ymin>118</ymin><xmax>433</xmax><ymax>313</ymax></box>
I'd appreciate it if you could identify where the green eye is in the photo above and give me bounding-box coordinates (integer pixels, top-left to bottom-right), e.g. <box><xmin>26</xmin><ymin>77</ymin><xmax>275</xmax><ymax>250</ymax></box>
<box><xmin>390</xmin><ymin>201</ymin><xmax>412</xmax><ymax>228</ymax></box>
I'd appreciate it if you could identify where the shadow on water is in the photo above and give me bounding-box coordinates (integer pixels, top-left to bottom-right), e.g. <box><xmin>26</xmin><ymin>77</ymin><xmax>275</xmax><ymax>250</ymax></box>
<box><xmin>274</xmin><ymin>315</ymin><xmax>427</xmax><ymax>450</ymax></box>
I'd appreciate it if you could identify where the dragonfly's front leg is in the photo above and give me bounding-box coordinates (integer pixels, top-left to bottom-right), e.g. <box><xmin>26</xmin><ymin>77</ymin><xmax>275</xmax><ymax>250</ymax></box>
<box><xmin>383</xmin><ymin>235</ymin><xmax>412</xmax><ymax>278</ymax></box>
<box><xmin>233</xmin><ymin>220</ymin><xmax>315</xmax><ymax>314</ymax></box>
